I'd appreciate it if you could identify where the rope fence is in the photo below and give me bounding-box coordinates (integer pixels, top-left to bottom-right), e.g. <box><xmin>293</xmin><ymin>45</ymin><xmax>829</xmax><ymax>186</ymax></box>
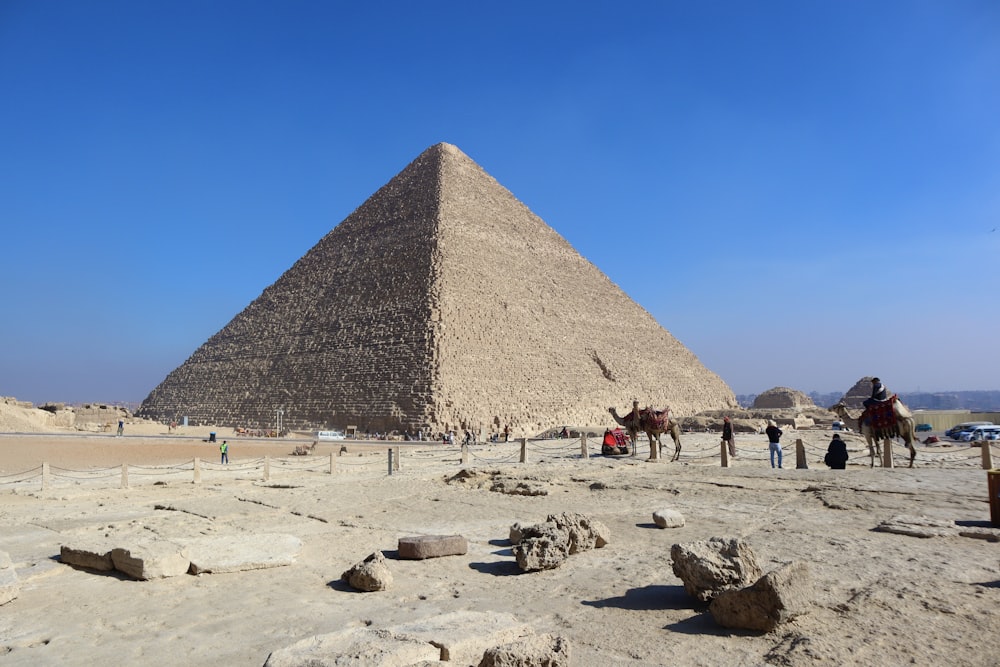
<box><xmin>0</xmin><ymin>437</ymin><xmax>994</xmax><ymax>491</ymax></box>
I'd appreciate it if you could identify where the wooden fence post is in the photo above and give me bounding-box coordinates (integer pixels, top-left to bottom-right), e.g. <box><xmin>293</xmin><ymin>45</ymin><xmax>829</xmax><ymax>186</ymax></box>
<box><xmin>882</xmin><ymin>438</ymin><xmax>894</xmax><ymax>468</ymax></box>
<box><xmin>394</xmin><ymin>446</ymin><xmax>401</xmax><ymax>471</ymax></box>
<box><xmin>982</xmin><ymin>442</ymin><xmax>994</xmax><ymax>470</ymax></box>
<box><xmin>329</xmin><ymin>452</ymin><xmax>336</xmax><ymax>474</ymax></box>
<box><xmin>720</xmin><ymin>441</ymin><xmax>730</xmax><ymax>467</ymax></box>
<box><xmin>193</xmin><ymin>457</ymin><xmax>201</xmax><ymax>484</ymax></box>
<box><xmin>264</xmin><ymin>455</ymin><xmax>271</xmax><ymax>481</ymax></box>
<box><xmin>461</xmin><ymin>444</ymin><xmax>469</xmax><ymax>465</ymax></box>
<box><xmin>580</xmin><ymin>435</ymin><xmax>589</xmax><ymax>459</ymax></box>
<box><xmin>121</xmin><ymin>463</ymin><xmax>129</xmax><ymax>489</ymax></box>
<box><xmin>387</xmin><ymin>448</ymin><xmax>394</xmax><ymax>475</ymax></box>
<box><xmin>520</xmin><ymin>438</ymin><xmax>527</xmax><ymax>463</ymax></box>
<box><xmin>795</xmin><ymin>439</ymin><xmax>808</xmax><ymax>469</ymax></box>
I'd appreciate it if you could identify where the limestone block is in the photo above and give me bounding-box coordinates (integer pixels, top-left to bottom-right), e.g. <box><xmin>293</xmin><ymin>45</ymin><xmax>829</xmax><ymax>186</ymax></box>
<box><xmin>670</xmin><ymin>537</ymin><xmax>762</xmax><ymax>602</ymax></box>
<box><xmin>875</xmin><ymin>515</ymin><xmax>957</xmax><ymax>538</ymax></box>
<box><xmin>263</xmin><ymin>627</ymin><xmax>439</xmax><ymax>667</ymax></box>
<box><xmin>653</xmin><ymin>509</ymin><xmax>685</xmax><ymax>528</ymax></box>
<box><xmin>398</xmin><ymin>534</ymin><xmax>468</xmax><ymax>560</ymax></box>
<box><xmin>478</xmin><ymin>633</ymin><xmax>571</xmax><ymax>667</ymax></box>
<box><xmin>110</xmin><ymin>540</ymin><xmax>191</xmax><ymax>580</ymax></box>
<box><xmin>60</xmin><ymin>540</ymin><xmax>115</xmax><ymax>572</ymax></box>
<box><xmin>180</xmin><ymin>533</ymin><xmax>302</xmax><ymax>574</ymax></box>
<box><xmin>390</xmin><ymin>611</ymin><xmax>532</xmax><ymax>664</ymax></box>
<box><xmin>709</xmin><ymin>561</ymin><xmax>812</xmax><ymax>632</ymax></box>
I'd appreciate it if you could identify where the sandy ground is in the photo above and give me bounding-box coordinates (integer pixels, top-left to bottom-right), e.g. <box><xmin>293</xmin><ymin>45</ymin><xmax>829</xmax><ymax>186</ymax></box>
<box><xmin>2</xmin><ymin>429</ymin><xmax>999</xmax><ymax>666</ymax></box>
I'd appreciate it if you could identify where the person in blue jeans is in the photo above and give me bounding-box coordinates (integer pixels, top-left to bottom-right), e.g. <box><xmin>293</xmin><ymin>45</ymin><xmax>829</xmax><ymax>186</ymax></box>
<box><xmin>766</xmin><ymin>420</ymin><xmax>783</xmax><ymax>469</ymax></box>
<box><xmin>220</xmin><ymin>440</ymin><xmax>229</xmax><ymax>464</ymax></box>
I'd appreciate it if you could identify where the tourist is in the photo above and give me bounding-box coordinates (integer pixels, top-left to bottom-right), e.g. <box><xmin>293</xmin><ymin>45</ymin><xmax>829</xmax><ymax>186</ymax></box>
<box><xmin>220</xmin><ymin>440</ymin><xmax>229</xmax><ymax>464</ymax></box>
<box><xmin>825</xmin><ymin>434</ymin><xmax>849</xmax><ymax>469</ymax></box>
<box><xmin>766</xmin><ymin>420</ymin><xmax>783</xmax><ymax>469</ymax></box>
<box><xmin>721</xmin><ymin>416</ymin><xmax>736</xmax><ymax>458</ymax></box>
<box><xmin>503</xmin><ymin>424</ymin><xmax>510</xmax><ymax>442</ymax></box>
<box><xmin>117</xmin><ymin>420</ymin><xmax>124</xmax><ymax>437</ymax></box>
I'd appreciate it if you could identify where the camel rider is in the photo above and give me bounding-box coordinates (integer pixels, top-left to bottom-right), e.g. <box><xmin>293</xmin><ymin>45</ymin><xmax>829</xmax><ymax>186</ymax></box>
<box><xmin>863</xmin><ymin>377</ymin><xmax>888</xmax><ymax>408</ymax></box>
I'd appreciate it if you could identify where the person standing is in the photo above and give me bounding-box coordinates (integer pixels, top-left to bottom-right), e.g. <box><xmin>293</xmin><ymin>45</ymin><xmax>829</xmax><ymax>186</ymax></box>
<box><xmin>721</xmin><ymin>416</ymin><xmax>736</xmax><ymax>458</ymax></box>
<box><xmin>220</xmin><ymin>440</ymin><xmax>229</xmax><ymax>464</ymax></box>
<box><xmin>117</xmin><ymin>420</ymin><xmax>124</xmax><ymax>437</ymax></box>
<box><xmin>825</xmin><ymin>434</ymin><xmax>849</xmax><ymax>469</ymax></box>
<box><xmin>766</xmin><ymin>420</ymin><xmax>783</xmax><ymax>469</ymax></box>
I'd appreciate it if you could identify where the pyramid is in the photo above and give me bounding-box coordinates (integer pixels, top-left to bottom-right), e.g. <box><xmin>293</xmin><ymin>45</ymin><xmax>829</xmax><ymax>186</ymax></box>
<box><xmin>137</xmin><ymin>143</ymin><xmax>737</xmax><ymax>435</ymax></box>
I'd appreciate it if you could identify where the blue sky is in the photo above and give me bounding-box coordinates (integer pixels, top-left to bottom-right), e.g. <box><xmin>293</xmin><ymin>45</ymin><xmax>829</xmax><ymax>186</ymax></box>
<box><xmin>1</xmin><ymin>1</ymin><xmax>998</xmax><ymax>406</ymax></box>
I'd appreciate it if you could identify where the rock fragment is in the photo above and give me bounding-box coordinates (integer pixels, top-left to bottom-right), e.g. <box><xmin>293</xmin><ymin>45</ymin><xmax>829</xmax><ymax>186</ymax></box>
<box><xmin>342</xmin><ymin>551</ymin><xmax>392</xmax><ymax>591</ymax></box>
<box><xmin>670</xmin><ymin>536</ymin><xmax>762</xmax><ymax>601</ymax></box>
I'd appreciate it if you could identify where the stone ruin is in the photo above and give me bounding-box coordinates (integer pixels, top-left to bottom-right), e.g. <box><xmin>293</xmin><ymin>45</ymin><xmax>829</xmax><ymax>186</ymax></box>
<box><xmin>137</xmin><ymin>143</ymin><xmax>738</xmax><ymax>435</ymax></box>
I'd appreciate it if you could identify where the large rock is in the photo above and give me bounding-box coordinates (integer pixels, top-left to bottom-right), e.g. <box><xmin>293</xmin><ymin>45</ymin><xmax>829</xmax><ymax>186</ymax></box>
<box><xmin>670</xmin><ymin>537</ymin><xmax>762</xmax><ymax>602</ymax></box>
<box><xmin>478</xmin><ymin>633</ymin><xmax>571</xmax><ymax>667</ymax></box>
<box><xmin>180</xmin><ymin>533</ymin><xmax>302</xmax><ymax>574</ymax></box>
<box><xmin>0</xmin><ymin>551</ymin><xmax>19</xmax><ymax>606</ymax></box>
<box><xmin>708</xmin><ymin>561</ymin><xmax>812</xmax><ymax>632</ymax></box>
<box><xmin>342</xmin><ymin>551</ymin><xmax>392</xmax><ymax>592</ymax></box>
<box><xmin>263</xmin><ymin>627</ymin><xmax>439</xmax><ymax>667</ymax></box>
<box><xmin>513</xmin><ymin>513</ymin><xmax>609</xmax><ymax>572</ymax></box>
<box><xmin>653</xmin><ymin>509</ymin><xmax>685</xmax><ymax>528</ymax></box>
<box><xmin>110</xmin><ymin>540</ymin><xmax>191</xmax><ymax>580</ymax></box>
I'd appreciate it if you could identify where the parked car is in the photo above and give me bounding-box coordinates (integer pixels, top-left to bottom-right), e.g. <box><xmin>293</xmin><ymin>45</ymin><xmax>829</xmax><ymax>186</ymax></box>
<box><xmin>946</xmin><ymin>422</ymin><xmax>994</xmax><ymax>439</ymax></box>
<box><xmin>960</xmin><ymin>426</ymin><xmax>1000</xmax><ymax>442</ymax></box>
<box><xmin>915</xmin><ymin>423</ymin><xmax>933</xmax><ymax>432</ymax></box>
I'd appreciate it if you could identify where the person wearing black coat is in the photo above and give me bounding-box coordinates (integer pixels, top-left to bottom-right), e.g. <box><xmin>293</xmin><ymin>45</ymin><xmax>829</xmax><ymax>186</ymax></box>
<box><xmin>825</xmin><ymin>434</ymin><xmax>849</xmax><ymax>469</ymax></box>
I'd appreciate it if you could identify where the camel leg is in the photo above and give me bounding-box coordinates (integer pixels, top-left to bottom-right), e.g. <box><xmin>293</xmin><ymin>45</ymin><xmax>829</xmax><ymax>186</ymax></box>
<box><xmin>868</xmin><ymin>437</ymin><xmax>876</xmax><ymax>468</ymax></box>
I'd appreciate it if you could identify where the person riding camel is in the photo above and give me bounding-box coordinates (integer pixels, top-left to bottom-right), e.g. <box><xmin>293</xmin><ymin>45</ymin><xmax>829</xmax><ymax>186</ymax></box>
<box><xmin>863</xmin><ymin>377</ymin><xmax>888</xmax><ymax>408</ymax></box>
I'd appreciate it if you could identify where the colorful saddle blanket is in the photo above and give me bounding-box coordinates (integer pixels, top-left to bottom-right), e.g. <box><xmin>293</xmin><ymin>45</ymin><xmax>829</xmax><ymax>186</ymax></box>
<box><xmin>641</xmin><ymin>407</ymin><xmax>670</xmax><ymax>430</ymax></box>
<box><xmin>862</xmin><ymin>396</ymin><xmax>900</xmax><ymax>440</ymax></box>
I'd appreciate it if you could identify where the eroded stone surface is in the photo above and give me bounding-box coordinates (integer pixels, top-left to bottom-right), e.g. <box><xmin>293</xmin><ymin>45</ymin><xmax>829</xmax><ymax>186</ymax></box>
<box><xmin>671</xmin><ymin>536</ymin><xmax>763</xmax><ymax>602</ymax></box>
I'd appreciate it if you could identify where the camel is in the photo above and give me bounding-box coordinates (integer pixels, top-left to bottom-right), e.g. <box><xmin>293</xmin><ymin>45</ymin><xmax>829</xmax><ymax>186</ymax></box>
<box><xmin>830</xmin><ymin>399</ymin><xmax>917</xmax><ymax>468</ymax></box>
<box><xmin>642</xmin><ymin>408</ymin><xmax>682</xmax><ymax>462</ymax></box>
<box><xmin>609</xmin><ymin>402</ymin><xmax>680</xmax><ymax>461</ymax></box>
<box><xmin>609</xmin><ymin>404</ymin><xmax>643</xmax><ymax>456</ymax></box>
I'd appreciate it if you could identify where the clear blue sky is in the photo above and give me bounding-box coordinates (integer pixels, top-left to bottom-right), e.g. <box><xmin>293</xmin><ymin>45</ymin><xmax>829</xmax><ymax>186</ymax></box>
<box><xmin>1</xmin><ymin>1</ymin><xmax>998</xmax><ymax>406</ymax></box>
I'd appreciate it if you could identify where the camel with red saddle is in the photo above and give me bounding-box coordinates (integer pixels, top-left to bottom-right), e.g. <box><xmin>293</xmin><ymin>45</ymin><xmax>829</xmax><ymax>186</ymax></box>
<box><xmin>830</xmin><ymin>396</ymin><xmax>917</xmax><ymax>468</ymax></box>
<box><xmin>609</xmin><ymin>402</ymin><xmax>681</xmax><ymax>461</ymax></box>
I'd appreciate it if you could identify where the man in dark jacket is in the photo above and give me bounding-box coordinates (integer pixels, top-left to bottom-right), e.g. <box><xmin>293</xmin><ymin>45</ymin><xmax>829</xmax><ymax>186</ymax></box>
<box><xmin>766</xmin><ymin>420</ymin><xmax>783</xmax><ymax>469</ymax></box>
<box><xmin>825</xmin><ymin>434</ymin><xmax>849</xmax><ymax>469</ymax></box>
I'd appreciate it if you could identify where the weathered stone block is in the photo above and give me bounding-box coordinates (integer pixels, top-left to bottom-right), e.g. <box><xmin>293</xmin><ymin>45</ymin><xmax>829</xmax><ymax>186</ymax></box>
<box><xmin>709</xmin><ymin>561</ymin><xmax>812</xmax><ymax>632</ymax></box>
<box><xmin>398</xmin><ymin>534</ymin><xmax>468</xmax><ymax>560</ymax></box>
<box><xmin>60</xmin><ymin>540</ymin><xmax>115</xmax><ymax>572</ymax></box>
<box><xmin>110</xmin><ymin>540</ymin><xmax>191</xmax><ymax>580</ymax></box>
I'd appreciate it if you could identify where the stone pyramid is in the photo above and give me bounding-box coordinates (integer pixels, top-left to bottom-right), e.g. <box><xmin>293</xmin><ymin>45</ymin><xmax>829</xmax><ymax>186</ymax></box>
<box><xmin>137</xmin><ymin>143</ymin><xmax>737</xmax><ymax>435</ymax></box>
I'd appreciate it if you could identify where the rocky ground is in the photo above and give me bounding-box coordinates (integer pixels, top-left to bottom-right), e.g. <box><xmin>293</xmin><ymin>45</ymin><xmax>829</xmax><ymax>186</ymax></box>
<box><xmin>1</xmin><ymin>430</ymin><xmax>999</xmax><ymax>666</ymax></box>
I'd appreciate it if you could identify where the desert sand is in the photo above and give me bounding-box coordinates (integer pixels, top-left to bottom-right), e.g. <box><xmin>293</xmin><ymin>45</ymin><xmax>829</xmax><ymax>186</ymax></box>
<box><xmin>2</xmin><ymin>425</ymin><xmax>999</xmax><ymax>666</ymax></box>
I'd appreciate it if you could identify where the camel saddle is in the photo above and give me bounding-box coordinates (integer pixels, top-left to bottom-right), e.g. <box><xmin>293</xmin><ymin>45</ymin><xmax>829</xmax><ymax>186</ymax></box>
<box><xmin>641</xmin><ymin>406</ymin><xmax>670</xmax><ymax>430</ymax></box>
<box><xmin>861</xmin><ymin>395</ymin><xmax>900</xmax><ymax>441</ymax></box>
